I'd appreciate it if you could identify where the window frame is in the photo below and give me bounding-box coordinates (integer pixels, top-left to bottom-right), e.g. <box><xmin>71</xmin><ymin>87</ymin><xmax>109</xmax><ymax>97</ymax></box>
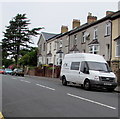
<box><xmin>89</xmin><ymin>44</ymin><xmax>99</xmax><ymax>54</ymax></box>
<box><xmin>93</xmin><ymin>27</ymin><xmax>98</xmax><ymax>40</ymax></box>
<box><xmin>105</xmin><ymin>22</ymin><xmax>111</xmax><ymax>36</ymax></box>
<box><xmin>116</xmin><ymin>39</ymin><xmax>120</xmax><ymax>57</ymax></box>
<box><xmin>74</xmin><ymin>34</ymin><xmax>77</xmax><ymax>45</ymax></box>
<box><xmin>82</xmin><ymin>31</ymin><xmax>86</xmax><ymax>43</ymax></box>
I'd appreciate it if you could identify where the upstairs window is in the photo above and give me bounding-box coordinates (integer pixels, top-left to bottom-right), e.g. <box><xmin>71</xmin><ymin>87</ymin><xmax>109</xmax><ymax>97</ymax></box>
<box><xmin>105</xmin><ymin>22</ymin><xmax>111</xmax><ymax>36</ymax></box>
<box><xmin>49</xmin><ymin>43</ymin><xmax>51</xmax><ymax>52</ymax></box>
<box><xmin>82</xmin><ymin>31</ymin><xmax>86</xmax><ymax>43</ymax></box>
<box><xmin>43</xmin><ymin>43</ymin><xmax>46</xmax><ymax>51</ymax></box>
<box><xmin>116</xmin><ymin>39</ymin><xmax>120</xmax><ymax>57</ymax></box>
<box><xmin>93</xmin><ymin>28</ymin><xmax>98</xmax><ymax>40</ymax></box>
<box><xmin>74</xmin><ymin>34</ymin><xmax>77</xmax><ymax>45</ymax></box>
<box><xmin>54</xmin><ymin>41</ymin><xmax>57</xmax><ymax>50</ymax></box>
<box><xmin>60</xmin><ymin>39</ymin><xmax>62</xmax><ymax>48</ymax></box>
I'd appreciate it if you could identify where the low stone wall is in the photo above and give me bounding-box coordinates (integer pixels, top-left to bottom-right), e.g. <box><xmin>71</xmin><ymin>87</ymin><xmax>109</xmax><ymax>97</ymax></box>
<box><xmin>116</xmin><ymin>69</ymin><xmax>120</xmax><ymax>85</ymax></box>
<box><xmin>111</xmin><ymin>60</ymin><xmax>120</xmax><ymax>85</ymax></box>
<box><xmin>26</xmin><ymin>66</ymin><xmax>61</xmax><ymax>78</ymax></box>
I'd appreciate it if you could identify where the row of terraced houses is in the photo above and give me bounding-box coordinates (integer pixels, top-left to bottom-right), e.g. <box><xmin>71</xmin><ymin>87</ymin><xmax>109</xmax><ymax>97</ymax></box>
<box><xmin>37</xmin><ymin>10</ymin><xmax>120</xmax><ymax>73</ymax></box>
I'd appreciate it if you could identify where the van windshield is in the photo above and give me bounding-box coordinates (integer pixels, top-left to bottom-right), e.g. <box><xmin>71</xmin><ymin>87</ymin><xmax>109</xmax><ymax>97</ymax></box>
<box><xmin>87</xmin><ymin>62</ymin><xmax>111</xmax><ymax>72</ymax></box>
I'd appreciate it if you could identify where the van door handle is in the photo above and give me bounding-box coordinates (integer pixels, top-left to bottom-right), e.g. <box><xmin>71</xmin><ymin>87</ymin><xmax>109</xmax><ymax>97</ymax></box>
<box><xmin>79</xmin><ymin>72</ymin><xmax>80</xmax><ymax>74</ymax></box>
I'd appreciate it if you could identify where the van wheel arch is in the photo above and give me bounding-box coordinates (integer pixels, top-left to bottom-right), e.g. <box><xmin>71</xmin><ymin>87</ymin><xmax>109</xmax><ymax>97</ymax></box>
<box><xmin>84</xmin><ymin>79</ymin><xmax>91</xmax><ymax>90</ymax></box>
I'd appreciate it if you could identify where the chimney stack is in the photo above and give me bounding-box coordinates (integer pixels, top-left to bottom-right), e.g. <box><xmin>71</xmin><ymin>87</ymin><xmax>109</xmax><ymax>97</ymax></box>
<box><xmin>61</xmin><ymin>25</ymin><xmax>68</xmax><ymax>33</ymax></box>
<box><xmin>72</xmin><ymin>19</ymin><xmax>80</xmax><ymax>29</ymax></box>
<box><xmin>87</xmin><ymin>12</ymin><xmax>97</xmax><ymax>24</ymax></box>
<box><xmin>106</xmin><ymin>11</ymin><xmax>114</xmax><ymax>16</ymax></box>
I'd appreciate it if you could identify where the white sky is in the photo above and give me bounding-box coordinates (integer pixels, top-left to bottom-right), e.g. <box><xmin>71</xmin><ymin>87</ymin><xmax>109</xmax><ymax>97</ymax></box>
<box><xmin>0</xmin><ymin>0</ymin><xmax>120</xmax><ymax>46</ymax></box>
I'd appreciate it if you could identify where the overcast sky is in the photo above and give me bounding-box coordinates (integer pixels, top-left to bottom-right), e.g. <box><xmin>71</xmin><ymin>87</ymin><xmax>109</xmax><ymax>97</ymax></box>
<box><xmin>0</xmin><ymin>1</ymin><xmax>120</xmax><ymax>46</ymax></box>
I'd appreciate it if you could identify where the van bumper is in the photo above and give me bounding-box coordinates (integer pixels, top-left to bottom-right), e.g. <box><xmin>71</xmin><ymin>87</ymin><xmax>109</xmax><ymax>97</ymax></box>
<box><xmin>89</xmin><ymin>80</ymin><xmax>117</xmax><ymax>89</ymax></box>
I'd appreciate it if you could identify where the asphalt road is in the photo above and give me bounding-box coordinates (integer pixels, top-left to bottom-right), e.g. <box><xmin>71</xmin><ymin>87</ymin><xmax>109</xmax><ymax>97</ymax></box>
<box><xmin>1</xmin><ymin>74</ymin><xmax>119</xmax><ymax>118</ymax></box>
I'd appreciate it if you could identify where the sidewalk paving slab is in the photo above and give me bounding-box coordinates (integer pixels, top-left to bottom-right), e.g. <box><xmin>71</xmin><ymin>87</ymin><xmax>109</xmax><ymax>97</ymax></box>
<box><xmin>114</xmin><ymin>85</ymin><xmax>120</xmax><ymax>93</ymax></box>
<box><xmin>0</xmin><ymin>112</ymin><xmax>4</xmax><ymax>119</ymax></box>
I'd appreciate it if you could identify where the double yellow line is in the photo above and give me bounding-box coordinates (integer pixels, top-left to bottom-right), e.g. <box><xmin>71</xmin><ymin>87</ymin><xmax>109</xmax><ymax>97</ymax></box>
<box><xmin>0</xmin><ymin>112</ymin><xmax>4</xmax><ymax>119</ymax></box>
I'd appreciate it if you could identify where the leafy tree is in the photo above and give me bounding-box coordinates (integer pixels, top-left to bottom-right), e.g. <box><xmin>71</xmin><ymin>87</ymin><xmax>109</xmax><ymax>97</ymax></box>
<box><xmin>2</xmin><ymin>14</ymin><xmax>43</xmax><ymax>65</ymax></box>
<box><xmin>2</xmin><ymin>59</ymin><xmax>14</xmax><ymax>68</ymax></box>
<box><xmin>19</xmin><ymin>47</ymin><xmax>38</xmax><ymax>66</ymax></box>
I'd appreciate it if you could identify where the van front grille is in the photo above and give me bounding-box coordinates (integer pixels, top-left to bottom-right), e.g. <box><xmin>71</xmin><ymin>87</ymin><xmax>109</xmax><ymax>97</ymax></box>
<box><xmin>100</xmin><ymin>77</ymin><xmax>115</xmax><ymax>82</ymax></box>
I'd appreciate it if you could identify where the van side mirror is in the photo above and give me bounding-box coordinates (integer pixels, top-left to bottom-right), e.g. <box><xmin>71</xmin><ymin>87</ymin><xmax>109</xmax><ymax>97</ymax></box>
<box><xmin>83</xmin><ymin>67</ymin><xmax>89</xmax><ymax>74</ymax></box>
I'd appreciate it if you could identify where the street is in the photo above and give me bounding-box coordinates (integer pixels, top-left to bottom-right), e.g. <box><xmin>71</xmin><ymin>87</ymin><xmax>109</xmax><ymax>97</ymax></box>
<box><xmin>2</xmin><ymin>74</ymin><xmax>119</xmax><ymax>118</ymax></box>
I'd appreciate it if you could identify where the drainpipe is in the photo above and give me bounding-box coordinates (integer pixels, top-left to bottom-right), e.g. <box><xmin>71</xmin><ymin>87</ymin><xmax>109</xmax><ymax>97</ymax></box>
<box><xmin>68</xmin><ymin>35</ymin><xmax>70</xmax><ymax>53</ymax></box>
<box><xmin>110</xmin><ymin>21</ymin><xmax>112</xmax><ymax>67</ymax></box>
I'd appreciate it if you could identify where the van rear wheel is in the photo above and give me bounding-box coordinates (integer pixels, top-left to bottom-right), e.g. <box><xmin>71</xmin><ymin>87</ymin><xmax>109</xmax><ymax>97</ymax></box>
<box><xmin>62</xmin><ymin>77</ymin><xmax>67</xmax><ymax>86</ymax></box>
<box><xmin>84</xmin><ymin>80</ymin><xmax>91</xmax><ymax>90</ymax></box>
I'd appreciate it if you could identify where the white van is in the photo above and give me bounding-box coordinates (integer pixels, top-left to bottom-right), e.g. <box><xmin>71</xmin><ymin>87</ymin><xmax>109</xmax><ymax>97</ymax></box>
<box><xmin>60</xmin><ymin>53</ymin><xmax>117</xmax><ymax>91</ymax></box>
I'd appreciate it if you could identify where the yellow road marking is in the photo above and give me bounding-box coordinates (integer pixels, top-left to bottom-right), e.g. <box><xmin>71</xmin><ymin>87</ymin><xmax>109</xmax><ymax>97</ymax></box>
<box><xmin>0</xmin><ymin>112</ymin><xmax>4</xmax><ymax>119</ymax></box>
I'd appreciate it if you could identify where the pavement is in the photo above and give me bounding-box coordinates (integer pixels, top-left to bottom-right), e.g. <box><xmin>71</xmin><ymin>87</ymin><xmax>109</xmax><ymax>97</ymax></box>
<box><xmin>0</xmin><ymin>112</ymin><xmax>4</xmax><ymax>119</ymax></box>
<box><xmin>114</xmin><ymin>85</ymin><xmax>120</xmax><ymax>93</ymax></box>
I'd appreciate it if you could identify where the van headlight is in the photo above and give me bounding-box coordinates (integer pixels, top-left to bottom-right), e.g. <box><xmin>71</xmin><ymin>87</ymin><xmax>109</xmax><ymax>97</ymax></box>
<box><xmin>94</xmin><ymin>76</ymin><xmax>99</xmax><ymax>81</ymax></box>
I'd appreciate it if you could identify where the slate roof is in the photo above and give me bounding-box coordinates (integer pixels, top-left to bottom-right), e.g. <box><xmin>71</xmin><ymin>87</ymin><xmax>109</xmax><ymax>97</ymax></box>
<box><xmin>88</xmin><ymin>39</ymin><xmax>99</xmax><ymax>45</ymax></box>
<box><xmin>37</xmin><ymin>32</ymin><xmax>57</xmax><ymax>45</ymax></box>
<box><xmin>47</xmin><ymin>52</ymin><xmax>52</xmax><ymax>57</ymax></box>
<box><xmin>42</xmin><ymin>32</ymin><xmax>57</xmax><ymax>41</ymax></box>
<box><xmin>69</xmin><ymin>45</ymin><xmax>79</xmax><ymax>52</ymax></box>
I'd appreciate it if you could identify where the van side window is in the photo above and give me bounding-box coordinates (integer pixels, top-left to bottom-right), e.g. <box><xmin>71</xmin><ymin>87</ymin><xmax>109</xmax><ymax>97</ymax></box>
<box><xmin>71</xmin><ymin>62</ymin><xmax>80</xmax><ymax>70</ymax></box>
<box><xmin>80</xmin><ymin>61</ymin><xmax>89</xmax><ymax>73</ymax></box>
<box><xmin>80</xmin><ymin>61</ymin><xmax>85</xmax><ymax>72</ymax></box>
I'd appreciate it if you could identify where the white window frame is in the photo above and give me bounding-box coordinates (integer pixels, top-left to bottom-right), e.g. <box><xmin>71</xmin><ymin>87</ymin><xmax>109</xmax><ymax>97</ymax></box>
<box><xmin>116</xmin><ymin>39</ymin><xmax>120</xmax><ymax>57</ymax></box>
<box><xmin>82</xmin><ymin>31</ymin><xmax>86</xmax><ymax>43</ymax></box>
<box><xmin>54</xmin><ymin>41</ymin><xmax>57</xmax><ymax>50</ymax></box>
<box><xmin>89</xmin><ymin>44</ymin><xmax>99</xmax><ymax>54</ymax></box>
<box><xmin>74</xmin><ymin>34</ymin><xmax>77</xmax><ymax>45</ymax></box>
<box><xmin>93</xmin><ymin>27</ymin><xmax>98</xmax><ymax>40</ymax></box>
<box><xmin>49</xmin><ymin>43</ymin><xmax>51</xmax><ymax>52</ymax></box>
<box><xmin>60</xmin><ymin>39</ymin><xmax>62</xmax><ymax>48</ymax></box>
<box><xmin>43</xmin><ymin>43</ymin><xmax>46</xmax><ymax>51</ymax></box>
<box><xmin>105</xmin><ymin>22</ymin><xmax>111</xmax><ymax>36</ymax></box>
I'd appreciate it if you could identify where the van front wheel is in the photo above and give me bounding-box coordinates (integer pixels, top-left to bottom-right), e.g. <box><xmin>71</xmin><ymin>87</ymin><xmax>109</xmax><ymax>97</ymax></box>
<box><xmin>62</xmin><ymin>77</ymin><xmax>67</xmax><ymax>86</ymax></box>
<box><xmin>84</xmin><ymin>80</ymin><xmax>91</xmax><ymax>90</ymax></box>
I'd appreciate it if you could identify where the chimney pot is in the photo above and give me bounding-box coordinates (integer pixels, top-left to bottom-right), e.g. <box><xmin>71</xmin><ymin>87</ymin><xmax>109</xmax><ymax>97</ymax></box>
<box><xmin>87</xmin><ymin>13</ymin><xmax>97</xmax><ymax>24</ymax></box>
<box><xmin>72</xmin><ymin>19</ymin><xmax>80</xmax><ymax>29</ymax></box>
<box><xmin>88</xmin><ymin>12</ymin><xmax>92</xmax><ymax>16</ymax></box>
<box><xmin>106</xmin><ymin>11</ymin><xmax>114</xmax><ymax>16</ymax></box>
<box><xmin>61</xmin><ymin>25</ymin><xmax>68</xmax><ymax>33</ymax></box>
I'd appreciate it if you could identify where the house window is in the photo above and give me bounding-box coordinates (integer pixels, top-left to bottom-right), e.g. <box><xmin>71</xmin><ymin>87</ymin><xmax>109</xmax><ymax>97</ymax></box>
<box><xmin>43</xmin><ymin>43</ymin><xmax>46</xmax><ymax>51</ymax></box>
<box><xmin>116</xmin><ymin>39</ymin><xmax>120</xmax><ymax>57</ymax></box>
<box><xmin>39</xmin><ymin>44</ymin><xmax>42</xmax><ymax>53</ymax></box>
<box><xmin>74</xmin><ymin>34</ymin><xmax>77</xmax><ymax>45</ymax></box>
<box><xmin>60</xmin><ymin>39</ymin><xmax>62</xmax><ymax>48</ymax></box>
<box><xmin>54</xmin><ymin>41</ymin><xmax>57</xmax><ymax>50</ymax></box>
<box><xmin>82</xmin><ymin>31</ymin><xmax>86</xmax><ymax>43</ymax></box>
<box><xmin>93</xmin><ymin>28</ymin><xmax>98</xmax><ymax>40</ymax></box>
<box><xmin>89</xmin><ymin>45</ymin><xmax>99</xmax><ymax>54</ymax></box>
<box><xmin>105</xmin><ymin>22</ymin><xmax>111</xmax><ymax>36</ymax></box>
<box><xmin>49</xmin><ymin>43</ymin><xmax>51</xmax><ymax>52</ymax></box>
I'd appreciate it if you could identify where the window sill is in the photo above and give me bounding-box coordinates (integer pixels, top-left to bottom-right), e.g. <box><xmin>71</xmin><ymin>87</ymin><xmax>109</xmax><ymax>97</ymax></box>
<box><xmin>115</xmin><ymin>56</ymin><xmax>120</xmax><ymax>58</ymax></box>
<box><xmin>104</xmin><ymin>34</ymin><xmax>110</xmax><ymax>37</ymax></box>
<box><xmin>81</xmin><ymin>42</ymin><xmax>86</xmax><ymax>44</ymax></box>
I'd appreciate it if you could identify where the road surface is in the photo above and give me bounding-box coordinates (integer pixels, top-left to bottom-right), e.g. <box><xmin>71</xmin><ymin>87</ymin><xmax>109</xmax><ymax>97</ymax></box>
<box><xmin>1</xmin><ymin>74</ymin><xmax>119</xmax><ymax>118</ymax></box>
